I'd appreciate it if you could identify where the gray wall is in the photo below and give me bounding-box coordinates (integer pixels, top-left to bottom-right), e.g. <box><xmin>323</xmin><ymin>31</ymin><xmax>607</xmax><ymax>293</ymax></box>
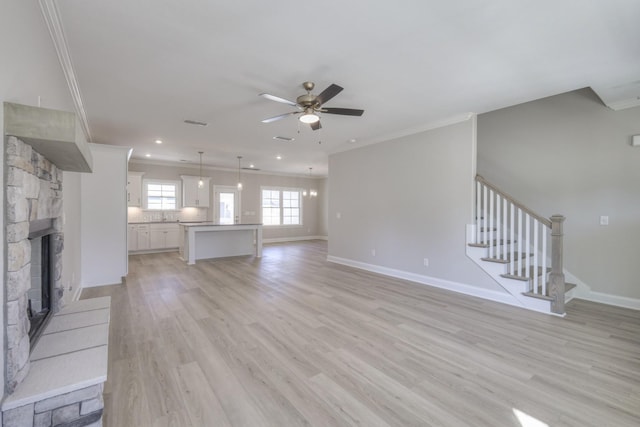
<box><xmin>478</xmin><ymin>88</ymin><xmax>640</xmax><ymax>300</ymax></box>
<box><xmin>328</xmin><ymin>118</ymin><xmax>500</xmax><ymax>291</ymax></box>
<box><xmin>129</xmin><ymin>161</ymin><xmax>328</xmax><ymax>240</ymax></box>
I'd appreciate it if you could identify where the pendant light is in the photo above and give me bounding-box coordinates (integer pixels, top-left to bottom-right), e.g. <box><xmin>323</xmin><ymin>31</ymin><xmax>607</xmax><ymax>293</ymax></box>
<box><xmin>237</xmin><ymin>156</ymin><xmax>243</xmax><ymax>191</ymax></box>
<box><xmin>304</xmin><ymin>167</ymin><xmax>317</xmax><ymax>197</ymax></box>
<box><xmin>198</xmin><ymin>151</ymin><xmax>204</xmax><ymax>188</ymax></box>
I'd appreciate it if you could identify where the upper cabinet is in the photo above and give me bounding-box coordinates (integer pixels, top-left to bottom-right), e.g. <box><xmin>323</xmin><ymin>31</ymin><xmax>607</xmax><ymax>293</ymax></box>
<box><xmin>181</xmin><ymin>175</ymin><xmax>210</xmax><ymax>207</ymax></box>
<box><xmin>127</xmin><ymin>171</ymin><xmax>144</xmax><ymax>207</ymax></box>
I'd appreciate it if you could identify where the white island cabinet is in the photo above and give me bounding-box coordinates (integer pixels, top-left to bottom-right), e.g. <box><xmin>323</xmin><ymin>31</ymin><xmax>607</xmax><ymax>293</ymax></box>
<box><xmin>179</xmin><ymin>223</ymin><xmax>262</xmax><ymax>265</ymax></box>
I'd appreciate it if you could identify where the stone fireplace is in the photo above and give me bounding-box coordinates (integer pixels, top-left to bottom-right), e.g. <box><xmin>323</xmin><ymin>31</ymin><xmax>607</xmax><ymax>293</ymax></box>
<box><xmin>5</xmin><ymin>136</ymin><xmax>65</xmax><ymax>393</ymax></box>
<box><xmin>2</xmin><ymin>103</ymin><xmax>106</xmax><ymax>427</ymax></box>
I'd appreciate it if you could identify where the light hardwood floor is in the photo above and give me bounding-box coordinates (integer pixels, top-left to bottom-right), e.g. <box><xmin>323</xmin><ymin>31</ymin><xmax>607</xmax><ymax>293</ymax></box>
<box><xmin>81</xmin><ymin>240</ymin><xmax>640</xmax><ymax>427</ymax></box>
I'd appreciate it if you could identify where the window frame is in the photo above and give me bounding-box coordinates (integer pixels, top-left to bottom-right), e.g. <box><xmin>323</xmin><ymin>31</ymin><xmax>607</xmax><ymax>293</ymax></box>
<box><xmin>142</xmin><ymin>179</ymin><xmax>182</xmax><ymax>210</ymax></box>
<box><xmin>260</xmin><ymin>186</ymin><xmax>303</xmax><ymax>227</ymax></box>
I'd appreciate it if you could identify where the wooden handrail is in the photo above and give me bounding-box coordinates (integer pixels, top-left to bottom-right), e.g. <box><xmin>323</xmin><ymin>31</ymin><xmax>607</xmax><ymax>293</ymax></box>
<box><xmin>476</xmin><ymin>175</ymin><xmax>552</xmax><ymax>228</ymax></box>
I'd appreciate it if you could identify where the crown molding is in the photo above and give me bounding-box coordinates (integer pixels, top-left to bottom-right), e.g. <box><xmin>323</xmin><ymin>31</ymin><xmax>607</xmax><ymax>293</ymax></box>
<box><xmin>329</xmin><ymin>112</ymin><xmax>475</xmax><ymax>155</ymax></box>
<box><xmin>128</xmin><ymin>158</ymin><xmax>327</xmax><ymax>179</ymax></box>
<box><xmin>39</xmin><ymin>0</ymin><xmax>92</xmax><ymax>142</ymax></box>
<box><xmin>606</xmin><ymin>97</ymin><xmax>640</xmax><ymax>111</ymax></box>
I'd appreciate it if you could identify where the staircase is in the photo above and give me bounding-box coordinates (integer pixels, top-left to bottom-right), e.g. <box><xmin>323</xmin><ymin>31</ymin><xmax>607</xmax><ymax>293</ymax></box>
<box><xmin>466</xmin><ymin>175</ymin><xmax>576</xmax><ymax>315</ymax></box>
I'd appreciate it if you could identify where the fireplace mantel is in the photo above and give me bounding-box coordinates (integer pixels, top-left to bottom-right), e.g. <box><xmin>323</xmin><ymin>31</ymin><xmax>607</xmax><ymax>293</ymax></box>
<box><xmin>4</xmin><ymin>102</ymin><xmax>93</xmax><ymax>173</ymax></box>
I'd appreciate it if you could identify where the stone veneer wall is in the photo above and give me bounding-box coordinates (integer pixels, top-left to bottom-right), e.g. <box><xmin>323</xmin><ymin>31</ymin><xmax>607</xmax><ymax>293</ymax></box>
<box><xmin>2</xmin><ymin>384</ymin><xmax>103</xmax><ymax>427</ymax></box>
<box><xmin>4</xmin><ymin>136</ymin><xmax>64</xmax><ymax>393</ymax></box>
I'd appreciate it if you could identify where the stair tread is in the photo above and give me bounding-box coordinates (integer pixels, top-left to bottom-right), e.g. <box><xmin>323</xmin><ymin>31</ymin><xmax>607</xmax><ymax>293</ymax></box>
<box><xmin>522</xmin><ymin>282</ymin><xmax>577</xmax><ymax>300</ymax></box>
<box><xmin>468</xmin><ymin>239</ymin><xmax>512</xmax><ymax>248</ymax></box>
<box><xmin>481</xmin><ymin>253</ymin><xmax>533</xmax><ymax>264</ymax></box>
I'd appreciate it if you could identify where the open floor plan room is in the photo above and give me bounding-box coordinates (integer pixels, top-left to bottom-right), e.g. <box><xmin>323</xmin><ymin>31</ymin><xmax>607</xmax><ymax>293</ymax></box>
<box><xmin>82</xmin><ymin>241</ymin><xmax>640</xmax><ymax>427</ymax></box>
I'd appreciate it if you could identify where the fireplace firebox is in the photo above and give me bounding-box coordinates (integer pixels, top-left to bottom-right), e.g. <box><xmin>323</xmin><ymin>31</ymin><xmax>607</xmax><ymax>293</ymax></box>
<box><xmin>27</xmin><ymin>219</ymin><xmax>57</xmax><ymax>348</ymax></box>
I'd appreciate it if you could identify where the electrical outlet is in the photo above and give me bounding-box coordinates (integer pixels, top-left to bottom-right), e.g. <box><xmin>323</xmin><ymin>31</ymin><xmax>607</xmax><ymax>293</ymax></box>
<box><xmin>600</xmin><ymin>215</ymin><xmax>609</xmax><ymax>226</ymax></box>
<box><xmin>424</xmin><ymin>258</ymin><xmax>429</xmax><ymax>267</ymax></box>
<box><xmin>371</xmin><ymin>249</ymin><xmax>376</xmax><ymax>257</ymax></box>
<box><xmin>336</xmin><ymin>212</ymin><xmax>341</xmax><ymax>219</ymax></box>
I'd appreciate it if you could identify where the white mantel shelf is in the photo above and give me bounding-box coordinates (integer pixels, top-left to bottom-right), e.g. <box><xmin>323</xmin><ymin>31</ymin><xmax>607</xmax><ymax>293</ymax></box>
<box><xmin>179</xmin><ymin>223</ymin><xmax>263</xmax><ymax>265</ymax></box>
<box><xmin>1</xmin><ymin>297</ymin><xmax>111</xmax><ymax>411</ymax></box>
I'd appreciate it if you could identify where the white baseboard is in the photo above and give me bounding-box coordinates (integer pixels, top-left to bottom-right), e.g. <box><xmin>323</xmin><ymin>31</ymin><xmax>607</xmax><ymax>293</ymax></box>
<box><xmin>326</xmin><ymin>255</ymin><xmax>520</xmax><ymax>307</ymax></box>
<box><xmin>579</xmin><ymin>292</ymin><xmax>640</xmax><ymax>311</ymax></box>
<box><xmin>264</xmin><ymin>235</ymin><xmax>327</xmax><ymax>244</ymax></box>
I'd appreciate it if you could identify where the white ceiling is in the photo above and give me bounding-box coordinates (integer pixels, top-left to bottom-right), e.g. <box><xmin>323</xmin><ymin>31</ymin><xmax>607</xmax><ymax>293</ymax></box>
<box><xmin>53</xmin><ymin>0</ymin><xmax>640</xmax><ymax>176</ymax></box>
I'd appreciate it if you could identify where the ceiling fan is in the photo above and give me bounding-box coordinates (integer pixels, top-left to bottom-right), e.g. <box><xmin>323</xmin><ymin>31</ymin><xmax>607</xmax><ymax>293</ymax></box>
<box><xmin>259</xmin><ymin>81</ymin><xmax>364</xmax><ymax>130</ymax></box>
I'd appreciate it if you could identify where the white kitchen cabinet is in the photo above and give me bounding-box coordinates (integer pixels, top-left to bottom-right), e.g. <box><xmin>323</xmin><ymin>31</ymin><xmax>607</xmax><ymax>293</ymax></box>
<box><xmin>127</xmin><ymin>171</ymin><xmax>144</xmax><ymax>207</ymax></box>
<box><xmin>127</xmin><ymin>225</ymin><xmax>137</xmax><ymax>251</ymax></box>
<box><xmin>135</xmin><ymin>224</ymin><xmax>150</xmax><ymax>250</ymax></box>
<box><xmin>181</xmin><ymin>175</ymin><xmax>210</xmax><ymax>207</ymax></box>
<box><xmin>149</xmin><ymin>223</ymin><xmax>179</xmax><ymax>249</ymax></box>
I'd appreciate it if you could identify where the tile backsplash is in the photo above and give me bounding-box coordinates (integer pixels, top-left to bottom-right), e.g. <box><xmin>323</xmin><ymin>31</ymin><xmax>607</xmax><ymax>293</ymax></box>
<box><xmin>127</xmin><ymin>207</ymin><xmax>207</xmax><ymax>223</ymax></box>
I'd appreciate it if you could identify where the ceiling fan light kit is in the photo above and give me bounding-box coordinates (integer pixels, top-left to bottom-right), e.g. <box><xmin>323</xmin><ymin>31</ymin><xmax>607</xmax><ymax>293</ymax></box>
<box><xmin>299</xmin><ymin>108</ymin><xmax>320</xmax><ymax>124</ymax></box>
<box><xmin>260</xmin><ymin>81</ymin><xmax>364</xmax><ymax>131</ymax></box>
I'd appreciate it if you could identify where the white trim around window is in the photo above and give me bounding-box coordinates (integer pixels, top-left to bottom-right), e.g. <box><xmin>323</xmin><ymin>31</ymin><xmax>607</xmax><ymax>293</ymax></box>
<box><xmin>142</xmin><ymin>179</ymin><xmax>182</xmax><ymax>210</ymax></box>
<box><xmin>260</xmin><ymin>186</ymin><xmax>303</xmax><ymax>227</ymax></box>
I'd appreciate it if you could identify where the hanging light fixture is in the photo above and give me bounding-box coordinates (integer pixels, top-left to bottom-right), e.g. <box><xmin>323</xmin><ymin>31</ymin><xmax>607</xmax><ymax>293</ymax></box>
<box><xmin>237</xmin><ymin>156</ymin><xmax>243</xmax><ymax>191</ymax></box>
<box><xmin>304</xmin><ymin>167</ymin><xmax>317</xmax><ymax>197</ymax></box>
<box><xmin>198</xmin><ymin>151</ymin><xmax>204</xmax><ymax>188</ymax></box>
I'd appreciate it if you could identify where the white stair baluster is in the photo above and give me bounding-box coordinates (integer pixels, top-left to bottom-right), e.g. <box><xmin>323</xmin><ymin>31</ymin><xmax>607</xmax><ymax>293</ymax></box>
<box><xmin>489</xmin><ymin>189</ymin><xmax>494</xmax><ymax>258</ymax></box>
<box><xmin>483</xmin><ymin>185</ymin><xmax>488</xmax><ymax>246</ymax></box>
<box><xmin>542</xmin><ymin>228</ymin><xmax>547</xmax><ymax>296</ymax></box>
<box><xmin>517</xmin><ymin>208</ymin><xmax>523</xmax><ymax>277</ymax></box>
<box><xmin>533</xmin><ymin>220</ymin><xmax>539</xmax><ymax>294</ymax></box>
<box><xmin>510</xmin><ymin>203</ymin><xmax>515</xmax><ymax>275</ymax></box>
<box><xmin>496</xmin><ymin>194</ymin><xmax>502</xmax><ymax>260</ymax></box>
<box><xmin>476</xmin><ymin>180</ymin><xmax>481</xmax><ymax>244</ymax></box>
<box><xmin>502</xmin><ymin>196</ymin><xmax>508</xmax><ymax>261</ymax></box>
<box><xmin>525</xmin><ymin>213</ymin><xmax>531</xmax><ymax>290</ymax></box>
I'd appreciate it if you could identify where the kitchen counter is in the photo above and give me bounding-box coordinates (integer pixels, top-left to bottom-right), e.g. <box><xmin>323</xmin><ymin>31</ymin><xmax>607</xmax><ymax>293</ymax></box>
<box><xmin>179</xmin><ymin>223</ymin><xmax>263</xmax><ymax>265</ymax></box>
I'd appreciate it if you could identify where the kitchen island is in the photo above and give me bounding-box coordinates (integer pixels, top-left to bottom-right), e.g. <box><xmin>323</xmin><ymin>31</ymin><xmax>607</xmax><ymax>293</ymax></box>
<box><xmin>179</xmin><ymin>223</ymin><xmax>263</xmax><ymax>265</ymax></box>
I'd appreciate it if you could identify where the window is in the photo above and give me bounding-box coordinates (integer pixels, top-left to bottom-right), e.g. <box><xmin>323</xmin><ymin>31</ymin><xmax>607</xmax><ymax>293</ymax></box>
<box><xmin>144</xmin><ymin>180</ymin><xmax>180</xmax><ymax>210</ymax></box>
<box><xmin>261</xmin><ymin>187</ymin><xmax>301</xmax><ymax>226</ymax></box>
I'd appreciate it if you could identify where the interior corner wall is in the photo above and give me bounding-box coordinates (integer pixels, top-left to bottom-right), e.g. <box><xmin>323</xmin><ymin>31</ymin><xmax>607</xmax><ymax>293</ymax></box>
<box><xmin>80</xmin><ymin>144</ymin><xmax>129</xmax><ymax>287</ymax></box>
<box><xmin>62</xmin><ymin>171</ymin><xmax>82</xmax><ymax>303</ymax></box>
<box><xmin>477</xmin><ymin>88</ymin><xmax>640</xmax><ymax>301</ymax></box>
<box><xmin>328</xmin><ymin>118</ymin><xmax>500</xmax><ymax>291</ymax></box>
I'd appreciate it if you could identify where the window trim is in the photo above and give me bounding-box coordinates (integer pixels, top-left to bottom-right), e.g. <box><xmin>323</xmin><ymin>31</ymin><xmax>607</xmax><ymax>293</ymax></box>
<box><xmin>142</xmin><ymin>179</ymin><xmax>182</xmax><ymax>210</ymax></box>
<box><xmin>260</xmin><ymin>186</ymin><xmax>303</xmax><ymax>227</ymax></box>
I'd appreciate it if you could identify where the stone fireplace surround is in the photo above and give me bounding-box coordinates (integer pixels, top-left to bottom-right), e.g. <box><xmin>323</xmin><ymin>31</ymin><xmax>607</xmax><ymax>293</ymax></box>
<box><xmin>4</xmin><ymin>136</ymin><xmax>64</xmax><ymax>393</ymax></box>
<box><xmin>2</xmin><ymin>137</ymin><xmax>108</xmax><ymax>426</ymax></box>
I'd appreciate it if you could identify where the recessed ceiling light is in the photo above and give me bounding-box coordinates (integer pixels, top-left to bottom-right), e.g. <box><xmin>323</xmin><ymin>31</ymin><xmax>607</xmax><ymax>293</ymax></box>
<box><xmin>145</xmin><ymin>153</ymin><xmax>151</xmax><ymax>157</ymax></box>
<box><xmin>155</xmin><ymin>139</ymin><xmax>162</xmax><ymax>144</ymax></box>
<box><xmin>184</xmin><ymin>119</ymin><xmax>208</xmax><ymax>126</ymax></box>
<box><xmin>249</xmin><ymin>164</ymin><xmax>255</xmax><ymax>168</ymax></box>
<box><xmin>348</xmin><ymin>138</ymin><xmax>357</xmax><ymax>143</ymax></box>
<box><xmin>273</xmin><ymin>136</ymin><xmax>295</xmax><ymax>141</ymax></box>
<box><xmin>276</xmin><ymin>155</ymin><xmax>282</xmax><ymax>160</ymax></box>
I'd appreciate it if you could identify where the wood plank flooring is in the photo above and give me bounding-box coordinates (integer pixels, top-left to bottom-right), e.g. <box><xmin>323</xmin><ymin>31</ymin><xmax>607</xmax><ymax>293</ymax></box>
<box><xmin>81</xmin><ymin>240</ymin><xmax>640</xmax><ymax>426</ymax></box>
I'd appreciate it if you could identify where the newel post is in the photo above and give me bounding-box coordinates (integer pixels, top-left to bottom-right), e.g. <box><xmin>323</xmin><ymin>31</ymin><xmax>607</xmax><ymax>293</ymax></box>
<box><xmin>549</xmin><ymin>215</ymin><xmax>566</xmax><ymax>315</ymax></box>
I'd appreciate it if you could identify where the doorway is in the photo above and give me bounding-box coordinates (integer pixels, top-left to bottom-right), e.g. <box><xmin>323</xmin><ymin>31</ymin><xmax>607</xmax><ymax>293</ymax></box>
<box><xmin>214</xmin><ymin>185</ymin><xmax>241</xmax><ymax>224</ymax></box>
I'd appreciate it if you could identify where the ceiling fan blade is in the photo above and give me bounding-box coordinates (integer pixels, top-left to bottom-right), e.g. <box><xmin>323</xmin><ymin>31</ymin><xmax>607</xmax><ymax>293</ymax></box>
<box><xmin>259</xmin><ymin>93</ymin><xmax>298</xmax><ymax>107</ymax></box>
<box><xmin>321</xmin><ymin>107</ymin><xmax>364</xmax><ymax>116</ymax></box>
<box><xmin>261</xmin><ymin>111</ymin><xmax>300</xmax><ymax>123</ymax></box>
<box><xmin>310</xmin><ymin>120</ymin><xmax>322</xmax><ymax>131</ymax></box>
<box><xmin>317</xmin><ymin>84</ymin><xmax>343</xmax><ymax>105</ymax></box>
